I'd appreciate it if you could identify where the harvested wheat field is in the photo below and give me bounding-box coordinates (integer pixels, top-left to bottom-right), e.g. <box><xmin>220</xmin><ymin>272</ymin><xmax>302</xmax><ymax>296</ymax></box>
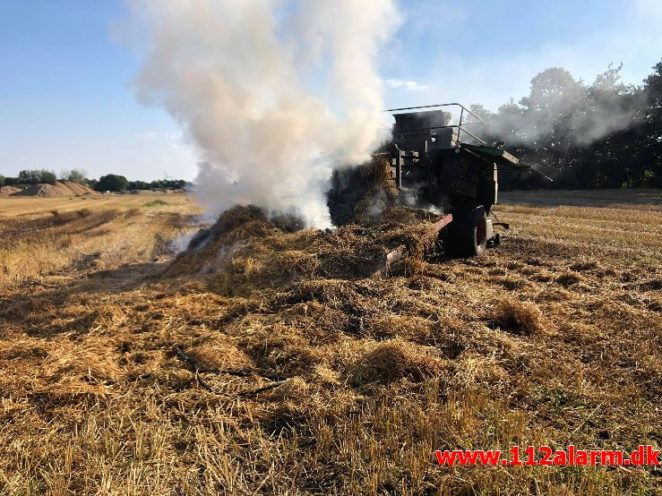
<box><xmin>0</xmin><ymin>190</ymin><xmax>661</xmax><ymax>495</ymax></box>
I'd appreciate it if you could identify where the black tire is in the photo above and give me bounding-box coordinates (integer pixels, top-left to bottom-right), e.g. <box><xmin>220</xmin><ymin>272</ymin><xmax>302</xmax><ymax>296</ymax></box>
<box><xmin>444</xmin><ymin>206</ymin><xmax>488</xmax><ymax>257</ymax></box>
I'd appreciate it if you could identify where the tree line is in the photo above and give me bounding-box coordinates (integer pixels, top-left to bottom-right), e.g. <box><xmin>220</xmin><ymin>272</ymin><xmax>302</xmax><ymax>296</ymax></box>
<box><xmin>0</xmin><ymin>170</ymin><xmax>188</xmax><ymax>192</ymax></box>
<box><xmin>470</xmin><ymin>59</ymin><xmax>662</xmax><ymax>189</ymax></box>
<box><xmin>90</xmin><ymin>175</ymin><xmax>188</xmax><ymax>192</ymax></box>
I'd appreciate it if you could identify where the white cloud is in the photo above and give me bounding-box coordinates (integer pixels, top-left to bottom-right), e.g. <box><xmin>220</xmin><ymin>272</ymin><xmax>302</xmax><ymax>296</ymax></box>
<box><xmin>385</xmin><ymin>78</ymin><xmax>429</xmax><ymax>90</ymax></box>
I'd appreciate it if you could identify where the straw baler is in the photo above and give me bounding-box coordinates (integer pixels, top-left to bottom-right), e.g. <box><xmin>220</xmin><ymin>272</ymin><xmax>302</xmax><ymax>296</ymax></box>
<box><xmin>386</xmin><ymin>103</ymin><xmax>540</xmax><ymax>257</ymax></box>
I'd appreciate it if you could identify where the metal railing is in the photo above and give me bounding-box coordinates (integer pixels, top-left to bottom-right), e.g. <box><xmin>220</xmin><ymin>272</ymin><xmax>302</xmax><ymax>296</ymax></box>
<box><xmin>385</xmin><ymin>103</ymin><xmax>488</xmax><ymax>146</ymax></box>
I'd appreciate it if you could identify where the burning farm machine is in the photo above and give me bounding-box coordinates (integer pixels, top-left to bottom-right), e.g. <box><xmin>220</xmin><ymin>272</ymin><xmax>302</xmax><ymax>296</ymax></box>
<box><xmin>384</xmin><ymin>103</ymin><xmax>546</xmax><ymax>258</ymax></box>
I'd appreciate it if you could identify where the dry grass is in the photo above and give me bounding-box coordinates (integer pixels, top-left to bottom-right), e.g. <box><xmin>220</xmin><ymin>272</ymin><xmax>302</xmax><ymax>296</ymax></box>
<box><xmin>0</xmin><ymin>194</ymin><xmax>198</xmax><ymax>288</ymax></box>
<box><xmin>346</xmin><ymin>339</ymin><xmax>446</xmax><ymax>386</ymax></box>
<box><xmin>490</xmin><ymin>299</ymin><xmax>547</xmax><ymax>335</ymax></box>
<box><xmin>0</xmin><ymin>190</ymin><xmax>661</xmax><ymax>495</ymax></box>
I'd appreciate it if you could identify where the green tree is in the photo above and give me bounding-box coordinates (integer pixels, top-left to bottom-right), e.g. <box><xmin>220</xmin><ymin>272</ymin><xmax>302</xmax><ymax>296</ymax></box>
<box><xmin>68</xmin><ymin>169</ymin><xmax>87</xmax><ymax>183</ymax></box>
<box><xmin>95</xmin><ymin>174</ymin><xmax>129</xmax><ymax>192</ymax></box>
<box><xmin>638</xmin><ymin>60</ymin><xmax>662</xmax><ymax>187</ymax></box>
<box><xmin>128</xmin><ymin>180</ymin><xmax>150</xmax><ymax>190</ymax></box>
<box><xmin>521</xmin><ymin>67</ymin><xmax>583</xmax><ymax>114</ymax></box>
<box><xmin>482</xmin><ymin>62</ymin><xmax>662</xmax><ymax>190</ymax></box>
<box><xmin>41</xmin><ymin>170</ymin><xmax>57</xmax><ymax>185</ymax></box>
<box><xmin>18</xmin><ymin>170</ymin><xmax>38</xmax><ymax>184</ymax></box>
<box><xmin>17</xmin><ymin>169</ymin><xmax>56</xmax><ymax>185</ymax></box>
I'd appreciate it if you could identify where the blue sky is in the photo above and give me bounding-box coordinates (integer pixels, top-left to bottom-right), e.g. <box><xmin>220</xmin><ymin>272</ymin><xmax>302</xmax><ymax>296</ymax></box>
<box><xmin>1</xmin><ymin>0</ymin><xmax>661</xmax><ymax>181</ymax></box>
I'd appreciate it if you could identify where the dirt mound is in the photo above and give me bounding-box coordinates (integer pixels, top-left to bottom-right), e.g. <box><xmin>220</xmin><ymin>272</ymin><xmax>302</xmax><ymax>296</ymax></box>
<box><xmin>12</xmin><ymin>181</ymin><xmax>97</xmax><ymax>197</ymax></box>
<box><xmin>13</xmin><ymin>183</ymin><xmax>69</xmax><ymax>197</ymax></box>
<box><xmin>0</xmin><ymin>186</ymin><xmax>21</xmax><ymax>196</ymax></box>
<box><xmin>60</xmin><ymin>180</ymin><xmax>97</xmax><ymax>196</ymax></box>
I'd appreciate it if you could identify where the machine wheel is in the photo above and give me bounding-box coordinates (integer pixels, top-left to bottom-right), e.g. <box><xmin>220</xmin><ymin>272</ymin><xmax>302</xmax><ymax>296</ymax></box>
<box><xmin>444</xmin><ymin>206</ymin><xmax>488</xmax><ymax>257</ymax></box>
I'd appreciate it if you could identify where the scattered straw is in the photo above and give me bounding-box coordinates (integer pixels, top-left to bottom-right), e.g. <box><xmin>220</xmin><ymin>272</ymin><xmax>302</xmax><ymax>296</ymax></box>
<box><xmin>491</xmin><ymin>299</ymin><xmax>546</xmax><ymax>335</ymax></box>
<box><xmin>346</xmin><ymin>339</ymin><xmax>445</xmax><ymax>386</ymax></box>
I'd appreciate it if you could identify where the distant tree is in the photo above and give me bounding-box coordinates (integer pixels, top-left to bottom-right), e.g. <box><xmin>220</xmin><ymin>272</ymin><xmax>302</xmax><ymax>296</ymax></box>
<box><xmin>67</xmin><ymin>169</ymin><xmax>87</xmax><ymax>183</ymax></box>
<box><xmin>132</xmin><ymin>178</ymin><xmax>188</xmax><ymax>190</ymax></box>
<box><xmin>474</xmin><ymin>61</ymin><xmax>662</xmax><ymax>190</ymax></box>
<box><xmin>468</xmin><ymin>103</ymin><xmax>494</xmax><ymax>123</ymax></box>
<box><xmin>521</xmin><ymin>67</ymin><xmax>582</xmax><ymax>115</ymax></box>
<box><xmin>646</xmin><ymin>61</ymin><xmax>662</xmax><ymax>112</ymax></box>
<box><xmin>17</xmin><ymin>169</ymin><xmax>56</xmax><ymax>185</ymax></box>
<box><xmin>128</xmin><ymin>180</ymin><xmax>150</xmax><ymax>190</ymax></box>
<box><xmin>41</xmin><ymin>170</ymin><xmax>57</xmax><ymax>185</ymax></box>
<box><xmin>635</xmin><ymin>60</ymin><xmax>662</xmax><ymax>187</ymax></box>
<box><xmin>18</xmin><ymin>170</ymin><xmax>38</xmax><ymax>184</ymax></box>
<box><xmin>0</xmin><ymin>174</ymin><xmax>4</xmax><ymax>187</ymax></box>
<box><xmin>95</xmin><ymin>174</ymin><xmax>129</xmax><ymax>192</ymax></box>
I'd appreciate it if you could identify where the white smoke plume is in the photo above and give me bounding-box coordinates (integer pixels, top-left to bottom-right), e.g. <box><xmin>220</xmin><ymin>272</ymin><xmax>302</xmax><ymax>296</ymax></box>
<box><xmin>129</xmin><ymin>0</ymin><xmax>399</xmax><ymax>227</ymax></box>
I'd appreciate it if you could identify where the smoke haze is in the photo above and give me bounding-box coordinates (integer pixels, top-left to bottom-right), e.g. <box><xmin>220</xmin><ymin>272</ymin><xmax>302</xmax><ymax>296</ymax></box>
<box><xmin>130</xmin><ymin>0</ymin><xmax>398</xmax><ymax>227</ymax></box>
<box><xmin>479</xmin><ymin>67</ymin><xmax>645</xmax><ymax>147</ymax></box>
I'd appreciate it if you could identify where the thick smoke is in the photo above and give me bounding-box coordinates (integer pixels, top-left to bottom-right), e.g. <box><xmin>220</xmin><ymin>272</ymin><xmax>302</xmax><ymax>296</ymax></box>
<box><xmin>130</xmin><ymin>0</ymin><xmax>398</xmax><ymax>227</ymax></box>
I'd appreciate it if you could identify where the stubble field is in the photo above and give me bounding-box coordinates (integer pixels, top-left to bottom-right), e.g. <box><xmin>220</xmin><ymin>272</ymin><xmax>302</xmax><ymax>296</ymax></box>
<box><xmin>0</xmin><ymin>190</ymin><xmax>660</xmax><ymax>495</ymax></box>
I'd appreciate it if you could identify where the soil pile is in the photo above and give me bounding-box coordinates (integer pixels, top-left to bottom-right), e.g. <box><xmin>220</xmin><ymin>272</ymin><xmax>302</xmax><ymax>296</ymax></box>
<box><xmin>11</xmin><ymin>181</ymin><xmax>97</xmax><ymax>197</ymax></box>
<box><xmin>60</xmin><ymin>181</ymin><xmax>97</xmax><ymax>196</ymax></box>
<box><xmin>0</xmin><ymin>186</ymin><xmax>21</xmax><ymax>196</ymax></box>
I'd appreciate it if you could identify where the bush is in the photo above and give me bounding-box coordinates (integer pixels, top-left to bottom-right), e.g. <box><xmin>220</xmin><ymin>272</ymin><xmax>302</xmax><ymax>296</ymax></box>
<box><xmin>95</xmin><ymin>174</ymin><xmax>129</xmax><ymax>192</ymax></box>
<box><xmin>128</xmin><ymin>180</ymin><xmax>150</xmax><ymax>190</ymax></box>
<box><xmin>41</xmin><ymin>171</ymin><xmax>57</xmax><ymax>185</ymax></box>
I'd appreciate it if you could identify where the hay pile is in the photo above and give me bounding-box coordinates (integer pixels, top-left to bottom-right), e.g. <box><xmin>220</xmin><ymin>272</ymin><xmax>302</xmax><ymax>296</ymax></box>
<box><xmin>165</xmin><ymin>202</ymin><xmax>442</xmax><ymax>292</ymax></box>
<box><xmin>10</xmin><ymin>181</ymin><xmax>97</xmax><ymax>197</ymax></box>
<box><xmin>346</xmin><ymin>339</ymin><xmax>447</xmax><ymax>386</ymax></box>
<box><xmin>327</xmin><ymin>154</ymin><xmax>399</xmax><ymax>226</ymax></box>
<box><xmin>490</xmin><ymin>299</ymin><xmax>547</xmax><ymax>335</ymax></box>
<box><xmin>167</xmin><ymin>154</ymin><xmax>446</xmax><ymax>290</ymax></box>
